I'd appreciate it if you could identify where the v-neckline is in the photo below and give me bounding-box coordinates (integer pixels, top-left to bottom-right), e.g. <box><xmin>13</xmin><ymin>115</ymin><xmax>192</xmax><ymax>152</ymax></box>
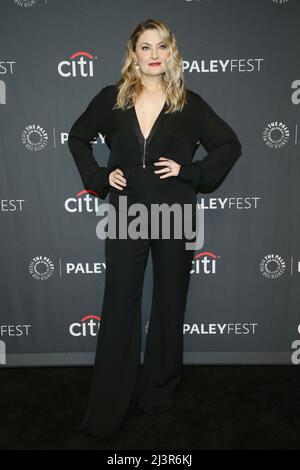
<box><xmin>132</xmin><ymin>99</ymin><xmax>167</xmax><ymax>143</ymax></box>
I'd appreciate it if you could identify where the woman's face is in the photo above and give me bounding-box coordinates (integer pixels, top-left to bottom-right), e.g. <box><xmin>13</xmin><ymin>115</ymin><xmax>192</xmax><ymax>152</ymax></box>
<box><xmin>134</xmin><ymin>29</ymin><xmax>170</xmax><ymax>78</ymax></box>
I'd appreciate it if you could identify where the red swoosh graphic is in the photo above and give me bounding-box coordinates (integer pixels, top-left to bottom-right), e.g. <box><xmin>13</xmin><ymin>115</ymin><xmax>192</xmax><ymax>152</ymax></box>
<box><xmin>81</xmin><ymin>315</ymin><xmax>101</xmax><ymax>322</ymax></box>
<box><xmin>76</xmin><ymin>189</ymin><xmax>100</xmax><ymax>197</ymax></box>
<box><xmin>194</xmin><ymin>251</ymin><xmax>217</xmax><ymax>260</ymax></box>
<box><xmin>70</xmin><ymin>52</ymin><xmax>94</xmax><ymax>59</ymax></box>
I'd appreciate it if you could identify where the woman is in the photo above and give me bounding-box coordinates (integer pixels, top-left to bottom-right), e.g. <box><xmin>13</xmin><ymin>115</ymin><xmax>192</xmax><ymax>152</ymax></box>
<box><xmin>68</xmin><ymin>18</ymin><xmax>242</xmax><ymax>441</ymax></box>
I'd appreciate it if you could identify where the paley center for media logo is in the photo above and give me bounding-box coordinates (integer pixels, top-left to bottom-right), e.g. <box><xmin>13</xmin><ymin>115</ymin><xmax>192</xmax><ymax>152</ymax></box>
<box><xmin>20</xmin><ymin>122</ymin><xmax>104</xmax><ymax>154</ymax></box>
<box><xmin>262</xmin><ymin>122</ymin><xmax>290</xmax><ymax>149</ymax></box>
<box><xmin>21</xmin><ymin>124</ymin><xmax>49</xmax><ymax>151</ymax></box>
<box><xmin>259</xmin><ymin>254</ymin><xmax>300</xmax><ymax>279</ymax></box>
<box><xmin>29</xmin><ymin>256</ymin><xmax>55</xmax><ymax>280</ymax></box>
<box><xmin>28</xmin><ymin>256</ymin><xmax>106</xmax><ymax>279</ymax></box>
<box><xmin>14</xmin><ymin>0</ymin><xmax>38</xmax><ymax>7</ymax></box>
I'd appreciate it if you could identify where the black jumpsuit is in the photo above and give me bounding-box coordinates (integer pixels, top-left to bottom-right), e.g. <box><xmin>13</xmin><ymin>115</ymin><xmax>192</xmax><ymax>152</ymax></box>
<box><xmin>68</xmin><ymin>84</ymin><xmax>242</xmax><ymax>439</ymax></box>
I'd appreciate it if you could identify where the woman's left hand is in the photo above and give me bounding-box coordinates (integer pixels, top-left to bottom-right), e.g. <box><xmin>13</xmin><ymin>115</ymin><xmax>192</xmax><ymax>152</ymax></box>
<box><xmin>154</xmin><ymin>157</ymin><xmax>181</xmax><ymax>179</ymax></box>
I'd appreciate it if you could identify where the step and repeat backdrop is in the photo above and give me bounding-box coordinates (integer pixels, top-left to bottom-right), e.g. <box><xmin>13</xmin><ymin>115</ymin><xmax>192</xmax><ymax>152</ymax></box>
<box><xmin>1</xmin><ymin>0</ymin><xmax>299</xmax><ymax>367</ymax></box>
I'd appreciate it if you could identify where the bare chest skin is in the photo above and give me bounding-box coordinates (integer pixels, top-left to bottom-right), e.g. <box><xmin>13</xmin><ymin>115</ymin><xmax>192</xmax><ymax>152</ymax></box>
<box><xmin>133</xmin><ymin>94</ymin><xmax>166</xmax><ymax>141</ymax></box>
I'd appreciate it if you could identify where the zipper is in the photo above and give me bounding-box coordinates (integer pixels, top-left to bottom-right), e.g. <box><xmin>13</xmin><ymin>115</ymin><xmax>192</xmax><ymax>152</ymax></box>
<box><xmin>142</xmin><ymin>138</ymin><xmax>147</xmax><ymax>169</ymax></box>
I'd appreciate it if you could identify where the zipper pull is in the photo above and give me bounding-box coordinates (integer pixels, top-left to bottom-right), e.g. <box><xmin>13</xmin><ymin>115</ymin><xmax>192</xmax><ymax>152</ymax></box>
<box><xmin>142</xmin><ymin>138</ymin><xmax>146</xmax><ymax>169</ymax></box>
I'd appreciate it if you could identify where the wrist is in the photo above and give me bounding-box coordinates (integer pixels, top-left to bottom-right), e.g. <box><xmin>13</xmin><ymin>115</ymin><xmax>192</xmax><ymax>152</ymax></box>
<box><xmin>177</xmin><ymin>163</ymin><xmax>193</xmax><ymax>182</ymax></box>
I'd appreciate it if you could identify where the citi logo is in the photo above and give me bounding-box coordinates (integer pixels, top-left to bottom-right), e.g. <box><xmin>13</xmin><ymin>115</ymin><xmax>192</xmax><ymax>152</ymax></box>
<box><xmin>65</xmin><ymin>190</ymin><xmax>103</xmax><ymax>213</ymax></box>
<box><xmin>69</xmin><ymin>314</ymin><xmax>101</xmax><ymax>337</ymax></box>
<box><xmin>58</xmin><ymin>51</ymin><xmax>97</xmax><ymax>78</ymax></box>
<box><xmin>190</xmin><ymin>251</ymin><xmax>220</xmax><ymax>274</ymax></box>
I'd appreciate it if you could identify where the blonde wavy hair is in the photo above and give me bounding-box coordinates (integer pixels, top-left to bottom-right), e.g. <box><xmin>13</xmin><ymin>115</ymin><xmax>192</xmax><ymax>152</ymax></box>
<box><xmin>112</xmin><ymin>18</ymin><xmax>187</xmax><ymax>114</ymax></box>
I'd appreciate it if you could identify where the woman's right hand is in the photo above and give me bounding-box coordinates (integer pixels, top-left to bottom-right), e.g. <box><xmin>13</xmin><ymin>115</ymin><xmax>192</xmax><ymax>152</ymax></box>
<box><xmin>109</xmin><ymin>168</ymin><xmax>127</xmax><ymax>190</ymax></box>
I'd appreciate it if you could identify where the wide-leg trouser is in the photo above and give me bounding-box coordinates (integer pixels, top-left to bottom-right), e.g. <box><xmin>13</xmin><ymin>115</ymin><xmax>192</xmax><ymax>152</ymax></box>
<box><xmin>77</xmin><ymin>163</ymin><xmax>198</xmax><ymax>439</ymax></box>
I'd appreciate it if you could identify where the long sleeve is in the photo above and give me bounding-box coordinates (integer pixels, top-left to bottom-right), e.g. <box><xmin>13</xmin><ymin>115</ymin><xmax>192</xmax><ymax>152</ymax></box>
<box><xmin>178</xmin><ymin>93</ymin><xmax>242</xmax><ymax>194</ymax></box>
<box><xmin>67</xmin><ymin>86</ymin><xmax>111</xmax><ymax>200</ymax></box>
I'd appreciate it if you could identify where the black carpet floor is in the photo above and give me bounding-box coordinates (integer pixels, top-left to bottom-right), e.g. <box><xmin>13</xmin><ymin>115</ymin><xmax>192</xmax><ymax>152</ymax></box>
<box><xmin>0</xmin><ymin>365</ymin><xmax>299</xmax><ymax>450</ymax></box>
